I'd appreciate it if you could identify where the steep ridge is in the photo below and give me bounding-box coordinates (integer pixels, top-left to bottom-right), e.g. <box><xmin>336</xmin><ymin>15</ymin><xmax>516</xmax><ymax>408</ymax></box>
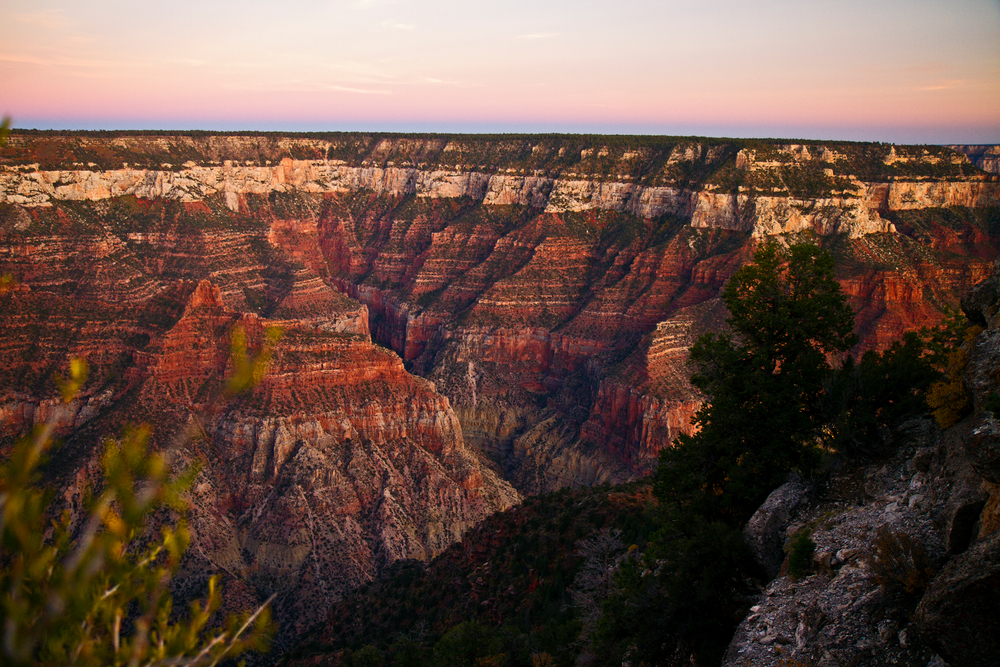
<box><xmin>175</xmin><ymin>284</ymin><xmax>518</xmax><ymax>643</ymax></box>
<box><xmin>0</xmin><ymin>191</ymin><xmax>518</xmax><ymax>650</ymax></box>
<box><xmin>3</xmin><ymin>133</ymin><xmax>998</xmax><ymax>492</ymax></box>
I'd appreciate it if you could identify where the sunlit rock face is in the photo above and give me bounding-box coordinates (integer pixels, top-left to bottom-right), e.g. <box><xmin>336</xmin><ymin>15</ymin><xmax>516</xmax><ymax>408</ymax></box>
<box><xmin>0</xmin><ymin>174</ymin><xmax>519</xmax><ymax>649</ymax></box>
<box><xmin>948</xmin><ymin>144</ymin><xmax>1000</xmax><ymax>175</ymax></box>
<box><xmin>3</xmin><ymin>135</ymin><xmax>997</xmax><ymax>486</ymax></box>
<box><xmin>1</xmin><ymin>134</ymin><xmax>997</xmax><ymax>642</ymax></box>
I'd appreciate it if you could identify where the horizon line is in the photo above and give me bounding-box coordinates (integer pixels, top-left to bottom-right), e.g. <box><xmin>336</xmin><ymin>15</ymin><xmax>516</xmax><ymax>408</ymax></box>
<box><xmin>7</xmin><ymin>126</ymin><xmax>998</xmax><ymax>147</ymax></box>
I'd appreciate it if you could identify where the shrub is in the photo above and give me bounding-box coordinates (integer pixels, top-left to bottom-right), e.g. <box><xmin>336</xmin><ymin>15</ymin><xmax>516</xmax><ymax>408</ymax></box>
<box><xmin>0</xmin><ymin>349</ymin><xmax>277</xmax><ymax>666</ymax></box>
<box><xmin>822</xmin><ymin>331</ymin><xmax>939</xmax><ymax>457</ymax></box>
<box><xmin>787</xmin><ymin>530</ymin><xmax>816</xmax><ymax>580</ymax></box>
<box><xmin>867</xmin><ymin>526</ymin><xmax>936</xmax><ymax>596</ymax></box>
<box><xmin>0</xmin><ymin>424</ymin><xmax>272</xmax><ymax>666</ymax></box>
<box><xmin>351</xmin><ymin>644</ymin><xmax>385</xmax><ymax>667</ymax></box>
<box><xmin>987</xmin><ymin>391</ymin><xmax>1000</xmax><ymax>419</ymax></box>
<box><xmin>926</xmin><ymin>370</ymin><xmax>971</xmax><ymax>428</ymax></box>
<box><xmin>924</xmin><ymin>309</ymin><xmax>982</xmax><ymax>428</ymax></box>
<box><xmin>432</xmin><ymin>621</ymin><xmax>500</xmax><ymax>667</ymax></box>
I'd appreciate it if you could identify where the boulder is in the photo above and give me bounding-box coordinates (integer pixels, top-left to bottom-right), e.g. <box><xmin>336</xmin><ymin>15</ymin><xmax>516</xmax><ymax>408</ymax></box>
<box><xmin>915</xmin><ymin>528</ymin><xmax>1000</xmax><ymax>667</ymax></box>
<box><xmin>961</xmin><ymin>256</ymin><xmax>1000</xmax><ymax>329</ymax></box>
<box><xmin>743</xmin><ymin>473</ymin><xmax>810</xmax><ymax>578</ymax></box>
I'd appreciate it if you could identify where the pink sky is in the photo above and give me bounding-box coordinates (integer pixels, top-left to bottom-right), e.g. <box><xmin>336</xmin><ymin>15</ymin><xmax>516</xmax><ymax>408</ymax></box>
<box><xmin>2</xmin><ymin>0</ymin><xmax>998</xmax><ymax>143</ymax></box>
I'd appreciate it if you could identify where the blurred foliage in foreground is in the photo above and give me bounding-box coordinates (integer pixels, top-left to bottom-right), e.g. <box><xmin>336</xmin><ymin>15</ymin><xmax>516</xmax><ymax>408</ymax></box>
<box><xmin>0</xmin><ymin>354</ymin><xmax>274</xmax><ymax>666</ymax></box>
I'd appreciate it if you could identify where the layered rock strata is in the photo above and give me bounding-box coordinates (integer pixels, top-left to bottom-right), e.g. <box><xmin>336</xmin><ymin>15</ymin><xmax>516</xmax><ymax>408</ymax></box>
<box><xmin>174</xmin><ymin>286</ymin><xmax>518</xmax><ymax>642</ymax></box>
<box><xmin>949</xmin><ymin>144</ymin><xmax>1000</xmax><ymax>174</ymax></box>
<box><xmin>0</xmin><ymin>193</ymin><xmax>518</xmax><ymax>649</ymax></box>
<box><xmin>2</xmin><ymin>134</ymin><xmax>998</xmax><ymax>493</ymax></box>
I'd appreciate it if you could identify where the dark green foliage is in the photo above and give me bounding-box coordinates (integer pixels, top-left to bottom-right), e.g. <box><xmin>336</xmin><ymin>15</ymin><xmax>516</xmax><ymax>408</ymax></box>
<box><xmin>923</xmin><ymin>305</ymin><xmax>976</xmax><ymax>366</ymax></box>
<box><xmin>351</xmin><ymin>644</ymin><xmax>386</xmax><ymax>667</ymax></box>
<box><xmin>787</xmin><ymin>530</ymin><xmax>816</xmax><ymax>580</ymax></box>
<box><xmin>0</xmin><ymin>414</ymin><xmax>273</xmax><ymax>666</ymax></box>
<box><xmin>923</xmin><ymin>307</ymin><xmax>983</xmax><ymax>428</ymax></box>
<box><xmin>986</xmin><ymin>392</ymin><xmax>1000</xmax><ymax>419</ymax></box>
<box><xmin>823</xmin><ymin>332</ymin><xmax>940</xmax><ymax>457</ymax></box>
<box><xmin>432</xmin><ymin>621</ymin><xmax>501</xmax><ymax>667</ymax></box>
<box><xmin>384</xmin><ymin>637</ymin><xmax>431</xmax><ymax>667</ymax></box>
<box><xmin>776</xmin><ymin>164</ymin><xmax>856</xmax><ymax>199</ymax></box>
<box><xmin>300</xmin><ymin>484</ymin><xmax>658</xmax><ymax>667</ymax></box>
<box><xmin>587</xmin><ymin>556</ymin><xmax>669</xmax><ymax>666</ymax></box>
<box><xmin>591</xmin><ymin>516</ymin><xmax>757</xmax><ymax>667</ymax></box>
<box><xmin>657</xmin><ymin>242</ymin><xmax>857</xmax><ymax>522</ymax></box>
<box><xmin>657</xmin><ymin>517</ymin><xmax>757</xmax><ymax>664</ymax></box>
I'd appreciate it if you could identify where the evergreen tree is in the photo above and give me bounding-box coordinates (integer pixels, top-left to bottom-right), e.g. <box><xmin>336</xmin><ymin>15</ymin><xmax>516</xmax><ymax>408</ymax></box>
<box><xmin>608</xmin><ymin>241</ymin><xmax>859</xmax><ymax>665</ymax></box>
<box><xmin>656</xmin><ymin>241</ymin><xmax>857</xmax><ymax>522</ymax></box>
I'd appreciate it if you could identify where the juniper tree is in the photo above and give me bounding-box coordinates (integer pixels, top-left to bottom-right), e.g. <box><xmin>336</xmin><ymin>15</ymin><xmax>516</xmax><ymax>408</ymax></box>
<box><xmin>656</xmin><ymin>241</ymin><xmax>857</xmax><ymax>523</ymax></box>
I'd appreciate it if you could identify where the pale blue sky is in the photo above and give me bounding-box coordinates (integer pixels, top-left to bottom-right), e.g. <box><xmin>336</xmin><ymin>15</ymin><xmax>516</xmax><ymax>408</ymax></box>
<box><xmin>2</xmin><ymin>0</ymin><xmax>998</xmax><ymax>142</ymax></box>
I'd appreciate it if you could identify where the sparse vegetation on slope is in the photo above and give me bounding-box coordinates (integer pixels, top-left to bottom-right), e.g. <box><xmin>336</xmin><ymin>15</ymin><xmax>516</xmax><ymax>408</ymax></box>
<box><xmin>285</xmin><ymin>483</ymin><xmax>658</xmax><ymax>667</ymax></box>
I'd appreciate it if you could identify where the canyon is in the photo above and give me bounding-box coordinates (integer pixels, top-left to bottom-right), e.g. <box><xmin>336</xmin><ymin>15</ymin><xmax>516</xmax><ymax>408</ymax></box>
<box><xmin>1</xmin><ymin>132</ymin><xmax>998</xmax><ymax>649</ymax></box>
<box><xmin>950</xmin><ymin>144</ymin><xmax>1000</xmax><ymax>175</ymax></box>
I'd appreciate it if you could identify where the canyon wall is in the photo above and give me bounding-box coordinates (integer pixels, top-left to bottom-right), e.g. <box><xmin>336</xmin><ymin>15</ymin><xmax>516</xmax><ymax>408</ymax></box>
<box><xmin>1</xmin><ymin>134</ymin><xmax>998</xmax><ymax>639</ymax></box>
<box><xmin>0</xmin><ymin>184</ymin><xmax>519</xmax><ymax>649</ymax></box>
<box><xmin>949</xmin><ymin>144</ymin><xmax>1000</xmax><ymax>174</ymax></box>
<box><xmin>3</xmin><ymin>134</ymin><xmax>997</xmax><ymax>489</ymax></box>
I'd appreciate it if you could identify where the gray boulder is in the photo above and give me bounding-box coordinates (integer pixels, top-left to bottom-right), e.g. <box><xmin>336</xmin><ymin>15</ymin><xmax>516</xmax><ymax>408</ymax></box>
<box><xmin>914</xmin><ymin>528</ymin><xmax>1000</xmax><ymax>667</ymax></box>
<box><xmin>744</xmin><ymin>473</ymin><xmax>810</xmax><ymax>578</ymax></box>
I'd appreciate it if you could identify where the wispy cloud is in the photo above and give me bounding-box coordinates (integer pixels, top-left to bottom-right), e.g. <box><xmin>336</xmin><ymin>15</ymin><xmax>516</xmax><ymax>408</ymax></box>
<box><xmin>917</xmin><ymin>79</ymin><xmax>967</xmax><ymax>91</ymax></box>
<box><xmin>903</xmin><ymin>62</ymin><xmax>948</xmax><ymax>73</ymax></box>
<box><xmin>353</xmin><ymin>0</ymin><xmax>401</xmax><ymax>7</ymax></box>
<box><xmin>163</xmin><ymin>58</ymin><xmax>212</xmax><ymax>68</ymax></box>
<box><xmin>323</xmin><ymin>84</ymin><xmax>392</xmax><ymax>94</ymax></box>
<box><xmin>517</xmin><ymin>32</ymin><xmax>561</xmax><ymax>40</ymax></box>
<box><xmin>420</xmin><ymin>77</ymin><xmax>458</xmax><ymax>85</ymax></box>
<box><xmin>222</xmin><ymin>79</ymin><xmax>393</xmax><ymax>95</ymax></box>
<box><xmin>0</xmin><ymin>53</ymin><xmax>113</xmax><ymax>69</ymax></box>
<box><xmin>14</xmin><ymin>9</ymin><xmax>71</xmax><ymax>30</ymax></box>
<box><xmin>385</xmin><ymin>22</ymin><xmax>416</xmax><ymax>30</ymax></box>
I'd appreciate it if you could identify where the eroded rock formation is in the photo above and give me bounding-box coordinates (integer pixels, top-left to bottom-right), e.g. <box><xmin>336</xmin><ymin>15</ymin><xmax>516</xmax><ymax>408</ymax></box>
<box><xmin>949</xmin><ymin>144</ymin><xmax>1000</xmax><ymax>175</ymax></box>
<box><xmin>3</xmin><ymin>134</ymin><xmax>998</xmax><ymax>491</ymax></box>
<box><xmin>1</xmin><ymin>133</ymin><xmax>998</xmax><ymax>650</ymax></box>
<box><xmin>0</xmin><ymin>187</ymin><xmax>518</xmax><ymax>649</ymax></box>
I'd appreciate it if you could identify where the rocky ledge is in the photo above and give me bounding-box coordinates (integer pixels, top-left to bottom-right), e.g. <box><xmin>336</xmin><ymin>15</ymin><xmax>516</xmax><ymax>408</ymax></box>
<box><xmin>726</xmin><ymin>259</ymin><xmax>1000</xmax><ymax>667</ymax></box>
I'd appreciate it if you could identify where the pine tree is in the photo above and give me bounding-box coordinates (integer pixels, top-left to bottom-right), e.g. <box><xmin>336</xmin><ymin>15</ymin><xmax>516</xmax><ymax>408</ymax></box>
<box><xmin>656</xmin><ymin>241</ymin><xmax>857</xmax><ymax>522</ymax></box>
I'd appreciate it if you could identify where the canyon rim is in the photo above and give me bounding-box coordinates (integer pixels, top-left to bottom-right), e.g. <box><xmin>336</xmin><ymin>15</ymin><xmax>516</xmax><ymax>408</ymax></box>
<box><xmin>1</xmin><ymin>131</ymin><xmax>998</xmax><ymax>653</ymax></box>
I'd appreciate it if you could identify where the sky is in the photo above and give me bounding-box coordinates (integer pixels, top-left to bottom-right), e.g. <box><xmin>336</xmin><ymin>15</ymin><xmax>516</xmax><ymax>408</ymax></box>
<box><xmin>2</xmin><ymin>0</ymin><xmax>998</xmax><ymax>143</ymax></box>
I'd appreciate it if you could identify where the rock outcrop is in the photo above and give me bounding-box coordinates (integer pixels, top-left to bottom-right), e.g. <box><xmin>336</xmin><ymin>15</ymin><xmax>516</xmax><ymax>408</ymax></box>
<box><xmin>913</xmin><ymin>528</ymin><xmax>1000</xmax><ymax>666</ymax></box>
<box><xmin>183</xmin><ymin>304</ymin><xmax>519</xmax><ymax>643</ymax></box>
<box><xmin>743</xmin><ymin>474</ymin><xmax>811</xmax><ymax>579</ymax></box>
<box><xmin>723</xmin><ymin>259</ymin><xmax>1000</xmax><ymax>667</ymax></box>
<box><xmin>948</xmin><ymin>144</ymin><xmax>1000</xmax><ymax>174</ymax></box>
